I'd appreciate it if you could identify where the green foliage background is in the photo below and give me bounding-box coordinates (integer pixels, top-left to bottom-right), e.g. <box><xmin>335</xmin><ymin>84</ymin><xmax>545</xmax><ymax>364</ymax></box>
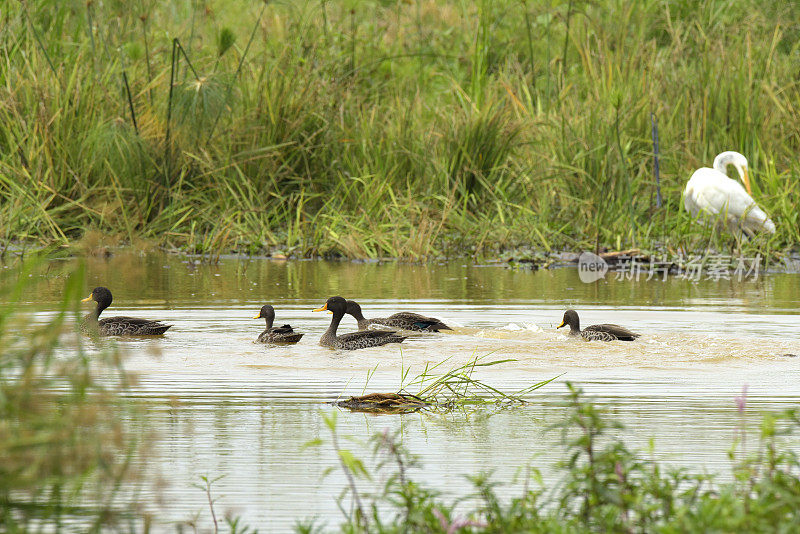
<box><xmin>1</xmin><ymin>0</ymin><xmax>798</xmax><ymax>258</ymax></box>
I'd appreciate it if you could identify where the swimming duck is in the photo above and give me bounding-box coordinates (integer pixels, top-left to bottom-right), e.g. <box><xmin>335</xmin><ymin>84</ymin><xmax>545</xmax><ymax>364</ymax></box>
<box><xmin>253</xmin><ymin>304</ymin><xmax>303</xmax><ymax>344</ymax></box>
<box><xmin>313</xmin><ymin>296</ymin><xmax>406</xmax><ymax>350</ymax></box>
<box><xmin>345</xmin><ymin>300</ymin><xmax>451</xmax><ymax>332</ymax></box>
<box><xmin>81</xmin><ymin>286</ymin><xmax>172</xmax><ymax>336</ymax></box>
<box><xmin>557</xmin><ymin>309</ymin><xmax>639</xmax><ymax>341</ymax></box>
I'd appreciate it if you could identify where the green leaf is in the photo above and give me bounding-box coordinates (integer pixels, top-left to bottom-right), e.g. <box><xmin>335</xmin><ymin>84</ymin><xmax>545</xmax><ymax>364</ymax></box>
<box><xmin>338</xmin><ymin>450</ymin><xmax>371</xmax><ymax>480</ymax></box>
<box><xmin>217</xmin><ymin>27</ymin><xmax>236</xmax><ymax>58</ymax></box>
<box><xmin>301</xmin><ymin>438</ymin><xmax>324</xmax><ymax>450</ymax></box>
<box><xmin>323</xmin><ymin>410</ymin><xmax>338</xmax><ymax>431</ymax></box>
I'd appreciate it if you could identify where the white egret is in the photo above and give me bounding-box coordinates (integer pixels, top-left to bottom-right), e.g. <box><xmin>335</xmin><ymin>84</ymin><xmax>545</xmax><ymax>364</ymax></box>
<box><xmin>683</xmin><ymin>151</ymin><xmax>776</xmax><ymax>236</ymax></box>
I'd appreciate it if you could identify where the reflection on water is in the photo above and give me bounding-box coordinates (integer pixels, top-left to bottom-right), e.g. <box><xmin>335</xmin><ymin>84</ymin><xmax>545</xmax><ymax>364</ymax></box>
<box><xmin>5</xmin><ymin>253</ymin><xmax>800</xmax><ymax>530</ymax></box>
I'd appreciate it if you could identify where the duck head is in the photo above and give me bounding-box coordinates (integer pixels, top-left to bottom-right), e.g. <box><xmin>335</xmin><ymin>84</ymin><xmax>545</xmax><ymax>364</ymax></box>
<box><xmin>254</xmin><ymin>305</ymin><xmax>275</xmax><ymax>327</ymax></box>
<box><xmin>345</xmin><ymin>300</ymin><xmax>366</xmax><ymax>321</ymax></box>
<box><xmin>313</xmin><ymin>296</ymin><xmax>347</xmax><ymax>316</ymax></box>
<box><xmin>557</xmin><ymin>309</ymin><xmax>580</xmax><ymax>333</ymax></box>
<box><xmin>81</xmin><ymin>286</ymin><xmax>113</xmax><ymax>315</ymax></box>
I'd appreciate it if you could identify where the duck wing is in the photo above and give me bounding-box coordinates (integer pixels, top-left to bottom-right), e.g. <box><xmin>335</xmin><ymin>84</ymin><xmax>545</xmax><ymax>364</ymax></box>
<box><xmin>258</xmin><ymin>324</ymin><xmax>303</xmax><ymax>343</ymax></box>
<box><xmin>335</xmin><ymin>329</ymin><xmax>407</xmax><ymax>349</ymax></box>
<box><xmin>581</xmin><ymin>329</ymin><xmax>617</xmax><ymax>341</ymax></box>
<box><xmin>271</xmin><ymin>324</ymin><xmax>296</xmax><ymax>335</ymax></box>
<box><xmin>584</xmin><ymin>323</ymin><xmax>639</xmax><ymax>341</ymax></box>
<box><xmin>98</xmin><ymin>316</ymin><xmax>172</xmax><ymax>336</ymax></box>
<box><xmin>372</xmin><ymin>312</ymin><xmax>452</xmax><ymax>332</ymax></box>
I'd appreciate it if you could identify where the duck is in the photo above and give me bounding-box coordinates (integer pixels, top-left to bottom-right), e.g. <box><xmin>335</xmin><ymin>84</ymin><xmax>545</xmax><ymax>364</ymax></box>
<box><xmin>313</xmin><ymin>296</ymin><xmax>406</xmax><ymax>350</ymax></box>
<box><xmin>345</xmin><ymin>300</ymin><xmax>451</xmax><ymax>332</ymax></box>
<box><xmin>81</xmin><ymin>286</ymin><xmax>172</xmax><ymax>336</ymax></box>
<box><xmin>253</xmin><ymin>304</ymin><xmax>303</xmax><ymax>344</ymax></box>
<box><xmin>557</xmin><ymin>309</ymin><xmax>639</xmax><ymax>341</ymax></box>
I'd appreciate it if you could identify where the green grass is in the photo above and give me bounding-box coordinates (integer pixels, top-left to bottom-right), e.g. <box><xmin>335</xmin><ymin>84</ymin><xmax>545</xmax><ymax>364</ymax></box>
<box><xmin>1</xmin><ymin>1</ymin><xmax>799</xmax><ymax>259</ymax></box>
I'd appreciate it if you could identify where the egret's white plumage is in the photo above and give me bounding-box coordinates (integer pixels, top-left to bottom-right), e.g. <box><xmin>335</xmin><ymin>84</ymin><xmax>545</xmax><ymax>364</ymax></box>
<box><xmin>683</xmin><ymin>151</ymin><xmax>775</xmax><ymax>236</ymax></box>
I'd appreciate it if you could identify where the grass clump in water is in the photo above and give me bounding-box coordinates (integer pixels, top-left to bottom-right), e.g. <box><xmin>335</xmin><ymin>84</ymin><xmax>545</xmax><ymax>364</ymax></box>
<box><xmin>334</xmin><ymin>352</ymin><xmax>557</xmax><ymax>414</ymax></box>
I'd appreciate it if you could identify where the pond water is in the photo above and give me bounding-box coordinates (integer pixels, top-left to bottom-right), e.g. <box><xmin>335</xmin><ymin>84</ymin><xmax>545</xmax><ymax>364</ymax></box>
<box><xmin>13</xmin><ymin>253</ymin><xmax>800</xmax><ymax>530</ymax></box>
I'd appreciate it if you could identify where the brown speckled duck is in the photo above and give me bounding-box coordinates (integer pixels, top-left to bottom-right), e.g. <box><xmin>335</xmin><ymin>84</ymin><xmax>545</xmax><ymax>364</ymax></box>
<box><xmin>253</xmin><ymin>304</ymin><xmax>303</xmax><ymax>344</ymax></box>
<box><xmin>345</xmin><ymin>300</ymin><xmax>451</xmax><ymax>332</ymax></box>
<box><xmin>81</xmin><ymin>287</ymin><xmax>172</xmax><ymax>336</ymax></box>
<box><xmin>313</xmin><ymin>296</ymin><xmax>406</xmax><ymax>350</ymax></box>
<box><xmin>557</xmin><ymin>309</ymin><xmax>639</xmax><ymax>341</ymax></box>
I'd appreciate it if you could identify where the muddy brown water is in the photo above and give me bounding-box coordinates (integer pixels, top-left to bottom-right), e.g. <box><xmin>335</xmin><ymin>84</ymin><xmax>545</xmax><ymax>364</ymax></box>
<box><xmin>10</xmin><ymin>253</ymin><xmax>800</xmax><ymax>530</ymax></box>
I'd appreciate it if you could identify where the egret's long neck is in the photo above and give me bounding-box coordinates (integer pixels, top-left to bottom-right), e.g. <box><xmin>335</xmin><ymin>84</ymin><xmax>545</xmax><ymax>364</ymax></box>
<box><xmin>712</xmin><ymin>152</ymin><xmax>746</xmax><ymax>178</ymax></box>
<box><xmin>712</xmin><ymin>158</ymin><xmax>730</xmax><ymax>177</ymax></box>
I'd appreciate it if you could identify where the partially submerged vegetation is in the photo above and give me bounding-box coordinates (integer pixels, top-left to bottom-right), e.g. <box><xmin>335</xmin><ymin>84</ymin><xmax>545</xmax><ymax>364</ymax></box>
<box><xmin>303</xmin><ymin>385</ymin><xmax>800</xmax><ymax>533</ymax></box>
<box><xmin>2</xmin><ymin>1</ymin><xmax>799</xmax><ymax>259</ymax></box>
<box><xmin>335</xmin><ymin>352</ymin><xmax>557</xmax><ymax>414</ymax></box>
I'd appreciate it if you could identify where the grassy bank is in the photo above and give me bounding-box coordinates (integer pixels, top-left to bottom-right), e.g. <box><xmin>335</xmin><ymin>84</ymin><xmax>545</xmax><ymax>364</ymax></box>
<box><xmin>1</xmin><ymin>1</ymin><xmax>799</xmax><ymax>259</ymax></box>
